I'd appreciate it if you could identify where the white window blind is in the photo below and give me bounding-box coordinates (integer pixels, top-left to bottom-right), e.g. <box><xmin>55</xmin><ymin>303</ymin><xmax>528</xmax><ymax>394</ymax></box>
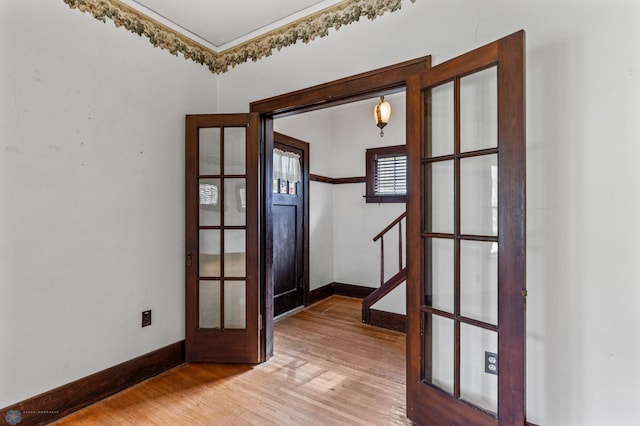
<box><xmin>375</xmin><ymin>155</ymin><xmax>407</xmax><ymax>195</ymax></box>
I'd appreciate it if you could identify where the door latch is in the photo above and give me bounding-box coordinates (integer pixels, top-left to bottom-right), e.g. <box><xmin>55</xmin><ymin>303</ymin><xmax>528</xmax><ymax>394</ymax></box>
<box><xmin>186</xmin><ymin>251</ymin><xmax>192</xmax><ymax>267</ymax></box>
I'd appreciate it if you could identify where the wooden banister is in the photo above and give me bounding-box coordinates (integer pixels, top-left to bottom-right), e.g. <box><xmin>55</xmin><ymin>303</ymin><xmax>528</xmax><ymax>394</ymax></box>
<box><xmin>363</xmin><ymin>212</ymin><xmax>407</xmax><ymax>324</ymax></box>
<box><xmin>372</xmin><ymin>212</ymin><xmax>406</xmax><ymax>242</ymax></box>
<box><xmin>373</xmin><ymin>211</ymin><xmax>406</xmax><ymax>288</ymax></box>
<box><xmin>362</xmin><ymin>268</ymin><xmax>407</xmax><ymax>323</ymax></box>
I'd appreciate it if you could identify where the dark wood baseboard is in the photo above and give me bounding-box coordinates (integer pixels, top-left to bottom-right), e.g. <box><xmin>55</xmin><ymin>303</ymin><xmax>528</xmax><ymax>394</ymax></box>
<box><xmin>308</xmin><ymin>282</ymin><xmax>376</xmax><ymax>306</ymax></box>
<box><xmin>368</xmin><ymin>309</ymin><xmax>407</xmax><ymax>333</ymax></box>
<box><xmin>1</xmin><ymin>340</ymin><xmax>185</xmax><ymax>425</ymax></box>
<box><xmin>308</xmin><ymin>283</ymin><xmax>337</xmax><ymax>305</ymax></box>
<box><xmin>333</xmin><ymin>282</ymin><xmax>375</xmax><ymax>298</ymax></box>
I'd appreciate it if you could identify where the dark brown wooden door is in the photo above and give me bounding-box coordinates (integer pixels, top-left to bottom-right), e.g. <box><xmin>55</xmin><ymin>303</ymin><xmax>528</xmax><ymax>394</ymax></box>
<box><xmin>185</xmin><ymin>113</ymin><xmax>260</xmax><ymax>363</ymax></box>
<box><xmin>406</xmin><ymin>32</ymin><xmax>526</xmax><ymax>425</ymax></box>
<box><xmin>272</xmin><ymin>135</ymin><xmax>308</xmax><ymax>317</ymax></box>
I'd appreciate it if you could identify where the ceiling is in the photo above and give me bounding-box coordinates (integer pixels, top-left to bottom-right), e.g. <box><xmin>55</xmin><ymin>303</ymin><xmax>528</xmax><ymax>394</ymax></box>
<box><xmin>128</xmin><ymin>0</ymin><xmax>343</xmax><ymax>50</ymax></box>
<box><xmin>64</xmin><ymin>0</ymin><xmax>411</xmax><ymax>73</ymax></box>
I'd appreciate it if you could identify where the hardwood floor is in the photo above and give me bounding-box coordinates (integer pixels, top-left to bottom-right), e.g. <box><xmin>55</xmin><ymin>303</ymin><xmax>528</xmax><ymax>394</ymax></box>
<box><xmin>53</xmin><ymin>296</ymin><xmax>410</xmax><ymax>425</ymax></box>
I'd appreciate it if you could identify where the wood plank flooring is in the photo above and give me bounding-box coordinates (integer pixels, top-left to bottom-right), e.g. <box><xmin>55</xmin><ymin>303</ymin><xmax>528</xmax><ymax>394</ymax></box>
<box><xmin>53</xmin><ymin>296</ymin><xmax>410</xmax><ymax>425</ymax></box>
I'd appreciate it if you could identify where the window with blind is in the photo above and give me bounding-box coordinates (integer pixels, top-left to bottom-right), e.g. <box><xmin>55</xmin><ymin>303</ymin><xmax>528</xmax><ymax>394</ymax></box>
<box><xmin>365</xmin><ymin>145</ymin><xmax>407</xmax><ymax>203</ymax></box>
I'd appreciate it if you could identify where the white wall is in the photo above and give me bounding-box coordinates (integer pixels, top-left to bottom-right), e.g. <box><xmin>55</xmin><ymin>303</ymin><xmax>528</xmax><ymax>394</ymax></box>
<box><xmin>329</xmin><ymin>95</ymin><xmax>407</xmax><ymax>315</ymax></box>
<box><xmin>219</xmin><ymin>0</ymin><xmax>640</xmax><ymax>424</ymax></box>
<box><xmin>331</xmin><ymin>94</ymin><xmax>406</xmax><ymax>288</ymax></box>
<box><xmin>0</xmin><ymin>0</ymin><xmax>216</xmax><ymax>408</ymax></box>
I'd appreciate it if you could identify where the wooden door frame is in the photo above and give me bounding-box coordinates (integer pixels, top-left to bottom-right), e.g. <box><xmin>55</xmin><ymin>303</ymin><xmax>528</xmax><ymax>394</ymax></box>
<box><xmin>273</xmin><ymin>131</ymin><xmax>310</xmax><ymax>311</ymax></box>
<box><xmin>250</xmin><ymin>56</ymin><xmax>431</xmax><ymax>361</ymax></box>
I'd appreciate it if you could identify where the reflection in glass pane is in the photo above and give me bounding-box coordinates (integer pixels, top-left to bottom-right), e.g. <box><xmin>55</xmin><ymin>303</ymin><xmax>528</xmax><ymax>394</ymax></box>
<box><xmin>425</xmin><ymin>238</ymin><xmax>454</xmax><ymax>313</ymax></box>
<box><xmin>461</xmin><ymin>155</ymin><xmax>497</xmax><ymax>236</ymax></box>
<box><xmin>199</xmin><ymin>230</ymin><xmax>221</xmax><ymax>277</ymax></box>
<box><xmin>225</xmin><ymin>179</ymin><xmax>246</xmax><ymax>226</ymax></box>
<box><xmin>224</xmin><ymin>230</ymin><xmax>246</xmax><ymax>277</ymax></box>
<box><xmin>199</xmin><ymin>178</ymin><xmax>220</xmax><ymax>226</ymax></box>
<box><xmin>425</xmin><ymin>161</ymin><xmax>454</xmax><ymax>234</ymax></box>
<box><xmin>199</xmin><ymin>280</ymin><xmax>220</xmax><ymax>328</ymax></box>
<box><xmin>461</xmin><ymin>241</ymin><xmax>498</xmax><ymax>325</ymax></box>
<box><xmin>460</xmin><ymin>67</ymin><xmax>498</xmax><ymax>153</ymax></box>
<box><xmin>460</xmin><ymin>324</ymin><xmax>498</xmax><ymax>414</ymax></box>
<box><xmin>426</xmin><ymin>82</ymin><xmax>454</xmax><ymax>158</ymax></box>
<box><xmin>224</xmin><ymin>127</ymin><xmax>246</xmax><ymax>174</ymax></box>
<box><xmin>199</xmin><ymin>128</ymin><xmax>221</xmax><ymax>175</ymax></box>
<box><xmin>224</xmin><ymin>281</ymin><xmax>246</xmax><ymax>329</ymax></box>
<box><xmin>425</xmin><ymin>314</ymin><xmax>454</xmax><ymax>394</ymax></box>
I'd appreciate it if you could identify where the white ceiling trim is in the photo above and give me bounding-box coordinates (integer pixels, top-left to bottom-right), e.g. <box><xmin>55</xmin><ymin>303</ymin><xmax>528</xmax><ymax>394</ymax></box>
<box><xmin>62</xmin><ymin>0</ymin><xmax>414</xmax><ymax>74</ymax></box>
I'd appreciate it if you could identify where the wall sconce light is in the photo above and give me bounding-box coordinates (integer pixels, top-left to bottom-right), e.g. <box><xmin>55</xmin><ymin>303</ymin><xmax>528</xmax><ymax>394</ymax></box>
<box><xmin>374</xmin><ymin>96</ymin><xmax>391</xmax><ymax>137</ymax></box>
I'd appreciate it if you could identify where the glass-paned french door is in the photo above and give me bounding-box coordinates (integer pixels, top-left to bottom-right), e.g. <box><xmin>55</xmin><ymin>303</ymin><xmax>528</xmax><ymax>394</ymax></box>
<box><xmin>185</xmin><ymin>114</ymin><xmax>260</xmax><ymax>363</ymax></box>
<box><xmin>407</xmin><ymin>31</ymin><xmax>526</xmax><ymax>425</ymax></box>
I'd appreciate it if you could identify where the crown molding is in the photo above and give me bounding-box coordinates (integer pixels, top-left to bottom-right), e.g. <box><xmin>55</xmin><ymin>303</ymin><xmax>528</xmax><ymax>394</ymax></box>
<box><xmin>62</xmin><ymin>0</ymin><xmax>413</xmax><ymax>74</ymax></box>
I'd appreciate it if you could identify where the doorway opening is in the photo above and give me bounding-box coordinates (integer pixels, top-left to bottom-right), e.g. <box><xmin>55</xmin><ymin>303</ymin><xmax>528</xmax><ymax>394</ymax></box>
<box><xmin>250</xmin><ymin>56</ymin><xmax>430</xmax><ymax>360</ymax></box>
<box><xmin>272</xmin><ymin>93</ymin><xmax>408</xmax><ymax>324</ymax></box>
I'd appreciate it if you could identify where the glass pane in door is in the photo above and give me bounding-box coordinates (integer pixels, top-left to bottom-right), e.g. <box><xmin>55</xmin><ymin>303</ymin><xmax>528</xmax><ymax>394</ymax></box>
<box><xmin>426</xmin><ymin>82</ymin><xmax>455</xmax><ymax>158</ymax></box>
<box><xmin>224</xmin><ymin>178</ymin><xmax>246</xmax><ymax>226</ymax></box>
<box><xmin>224</xmin><ymin>128</ymin><xmax>246</xmax><ymax>174</ymax></box>
<box><xmin>460</xmin><ymin>240</ymin><xmax>498</xmax><ymax>325</ymax></box>
<box><xmin>425</xmin><ymin>313</ymin><xmax>455</xmax><ymax>394</ymax></box>
<box><xmin>460</xmin><ymin>67</ymin><xmax>498</xmax><ymax>153</ymax></box>
<box><xmin>199</xmin><ymin>280</ymin><xmax>220</xmax><ymax>328</ymax></box>
<box><xmin>199</xmin><ymin>128</ymin><xmax>221</xmax><ymax>175</ymax></box>
<box><xmin>425</xmin><ymin>238</ymin><xmax>454</xmax><ymax>313</ymax></box>
<box><xmin>199</xmin><ymin>230</ymin><xmax>221</xmax><ymax>277</ymax></box>
<box><xmin>224</xmin><ymin>281</ymin><xmax>246</xmax><ymax>329</ymax></box>
<box><xmin>224</xmin><ymin>230</ymin><xmax>246</xmax><ymax>277</ymax></box>
<box><xmin>199</xmin><ymin>178</ymin><xmax>221</xmax><ymax>226</ymax></box>
<box><xmin>460</xmin><ymin>324</ymin><xmax>498</xmax><ymax>413</ymax></box>
<box><xmin>424</xmin><ymin>161</ymin><xmax>454</xmax><ymax>234</ymax></box>
<box><xmin>460</xmin><ymin>154</ymin><xmax>497</xmax><ymax>236</ymax></box>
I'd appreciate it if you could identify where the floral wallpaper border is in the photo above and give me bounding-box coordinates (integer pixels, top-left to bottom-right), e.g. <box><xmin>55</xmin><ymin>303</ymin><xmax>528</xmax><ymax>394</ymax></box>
<box><xmin>62</xmin><ymin>0</ymin><xmax>414</xmax><ymax>74</ymax></box>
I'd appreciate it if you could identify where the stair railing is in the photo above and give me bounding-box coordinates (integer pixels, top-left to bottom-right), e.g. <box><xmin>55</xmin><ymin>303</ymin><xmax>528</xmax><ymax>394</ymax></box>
<box><xmin>363</xmin><ymin>211</ymin><xmax>407</xmax><ymax>323</ymax></box>
<box><xmin>372</xmin><ymin>211</ymin><xmax>406</xmax><ymax>288</ymax></box>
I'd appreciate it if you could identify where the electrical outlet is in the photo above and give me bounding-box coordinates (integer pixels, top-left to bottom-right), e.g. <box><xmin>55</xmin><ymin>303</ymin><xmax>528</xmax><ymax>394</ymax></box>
<box><xmin>142</xmin><ymin>310</ymin><xmax>152</xmax><ymax>327</ymax></box>
<box><xmin>485</xmin><ymin>351</ymin><xmax>498</xmax><ymax>375</ymax></box>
